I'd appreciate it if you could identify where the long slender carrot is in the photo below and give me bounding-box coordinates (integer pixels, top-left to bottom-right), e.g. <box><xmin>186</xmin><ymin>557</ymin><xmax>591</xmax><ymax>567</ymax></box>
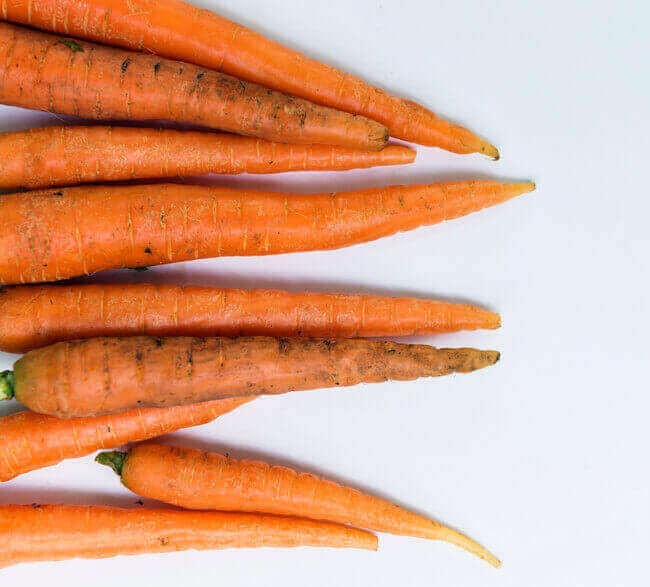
<box><xmin>97</xmin><ymin>443</ymin><xmax>500</xmax><ymax>568</ymax></box>
<box><xmin>0</xmin><ymin>336</ymin><xmax>500</xmax><ymax>418</ymax></box>
<box><xmin>0</xmin><ymin>505</ymin><xmax>377</xmax><ymax>568</ymax></box>
<box><xmin>0</xmin><ymin>181</ymin><xmax>534</xmax><ymax>285</ymax></box>
<box><xmin>0</xmin><ymin>398</ymin><xmax>251</xmax><ymax>483</ymax></box>
<box><xmin>0</xmin><ymin>23</ymin><xmax>388</xmax><ymax>151</ymax></box>
<box><xmin>0</xmin><ymin>126</ymin><xmax>415</xmax><ymax>190</ymax></box>
<box><xmin>1</xmin><ymin>0</ymin><xmax>498</xmax><ymax>156</ymax></box>
<box><xmin>0</xmin><ymin>283</ymin><xmax>500</xmax><ymax>354</ymax></box>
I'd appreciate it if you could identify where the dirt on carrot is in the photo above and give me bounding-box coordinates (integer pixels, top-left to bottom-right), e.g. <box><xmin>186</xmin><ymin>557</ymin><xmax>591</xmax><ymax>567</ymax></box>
<box><xmin>1</xmin><ymin>336</ymin><xmax>500</xmax><ymax>418</ymax></box>
<box><xmin>1</xmin><ymin>0</ymin><xmax>498</xmax><ymax>155</ymax></box>
<box><xmin>0</xmin><ymin>22</ymin><xmax>388</xmax><ymax>150</ymax></box>
<box><xmin>0</xmin><ymin>181</ymin><xmax>535</xmax><ymax>285</ymax></box>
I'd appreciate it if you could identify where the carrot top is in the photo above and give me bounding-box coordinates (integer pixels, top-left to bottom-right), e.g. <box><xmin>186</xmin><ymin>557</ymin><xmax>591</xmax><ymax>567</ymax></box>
<box><xmin>96</xmin><ymin>451</ymin><xmax>127</xmax><ymax>476</ymax></box>
<box><xmin>0</xmin><ymin>371</ymin><xmax>14</xmax><ymax>401</ymax></box>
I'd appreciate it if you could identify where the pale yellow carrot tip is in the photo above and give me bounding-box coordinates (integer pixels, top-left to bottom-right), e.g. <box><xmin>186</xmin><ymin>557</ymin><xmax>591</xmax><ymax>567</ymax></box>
<box><xmin>438</xmin><ymin>525</ymin><xmax>502</xmax><ymax>569</ymax></box>
<box><xmin>485</xmin><ymin>311</ymin><xmax>502</xmax><ymax>330</ymax></box>
<box><xmin>502</xmin><ymin>182</ymin><xmax>536</xmax><ymax>201</ymax></box>
<box><xmin>479</xmin><ymin>140</ymin><xmax>501</xmax><ymax>161</ymax></box>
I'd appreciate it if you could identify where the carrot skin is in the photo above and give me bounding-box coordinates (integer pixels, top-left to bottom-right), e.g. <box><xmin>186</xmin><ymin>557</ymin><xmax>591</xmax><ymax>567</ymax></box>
<box><xmin>1</xmin><ymin>0</ymin><xmax>497</xmax><ymax>155</ymax></box>
<box><xmin>104</xmin><ymin>443</ymin><xmax>500</xmax><ymax>567</ymax></box>
<box><xmin>0</xmin><ymin>283</ymin><xmax>501</xmax><ymax>354</ymax></box>
<box><xmin>0</xmin><ymin>126</ymin><xmax>415</xmax><ymax>190</ymax></box>
<box><xmin>0</xmin><ymin>22</ymin><xmax>388</xmax><ymax>150</ymax></box>
<box><xmin>10</xmin><ymin>336</ymin><xmax>500</xmax><ymax>418</ymax></box>
<box><xmin>0</xmin><ymin>398</ymin><xmax>250</xmax><ymax>482</ymax></box>
<box><xmin>0</xmin><ymin>505</ymin><xmax>377</xmax><ymax>568</ymax></box>
<box><xmin>0</xmin><ymin>181</ymin><xmax>535</xmax><ymax>285</ymax></box>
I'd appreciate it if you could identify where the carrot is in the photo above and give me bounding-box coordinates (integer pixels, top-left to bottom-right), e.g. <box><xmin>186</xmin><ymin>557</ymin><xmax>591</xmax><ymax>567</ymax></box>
<box><xmin>0</xmin><ymin>504</ymin><xmax>377</xmax><ymax>568</ymax></box>
<box><xmin>0</xmin><ymin>125</ymin><xmax>415</xmax><ymax>190</ymax></box>
<box><xmin>0</xmin><ymin>181</ymin><xmax>534</xmax><ymax>285</ymax></box>
<box><xmin>0</xmin><ymin>398</ymin><xmax>251</xmax><ymax>483</ymax></box>
<box><xmin>0</xmin><ymin>283</ymin><xmax>501</xmax><ymax>354</ymax></box>
<box><xmin>1</xmin><ymin>0</ymin><xmax>497</xmax><ymax>156</ymax></box>
<box><xmin>0</xmin><ymin>336</ymin><xmax>500</xmax><ymax>418</ymax></box>
<box><xmin>0</xmin><ymin>23</ymin><xmax>388</xmax><ymax>151</ymax></box>
<box><xmin>97</xmin><ymin>443</ymin><xmax>500</xmax><ymax>568</ymax></box>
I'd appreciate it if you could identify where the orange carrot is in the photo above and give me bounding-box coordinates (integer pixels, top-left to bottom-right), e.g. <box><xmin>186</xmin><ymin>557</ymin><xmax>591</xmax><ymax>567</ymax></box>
<box><xmin>0</xmin><ymin>181</ymin><xmax>534</xmax><ymax>285</ymax></box>
<box><xmin>0</xmin><ymin>282</ymin><xmax>501</xmax><ymax>354</ymax></box>
<box><xmin>0</xmin><ymin>398</ymin><xmax>250</xmax><ymax>483</ymax></box>
<box><xmin>97</xmin><ymin>443</ymin><xmax>500</xmax><ymax>567</ymax></box>
<box><xmin>0</xmin><ymin>126</ymin><xmax>415</xmax><ymax>190</ymax></box>
<box><xmin>1</xmin><ymin>336</ymin><xmax>500</xmax><ymax>418</ymax></box>
<box><xmin>1</xmin><ymin>0</ymin><xmax>497</xmax><ymax>156</ymax></box>
<box><xmin>0</xmin><ymin>23</ymin><xmax>388</xmax><ymax>150</ymax></box>
<box><xmin>0</xmin><ymin>505</ymin><xmax>377</xmax><ymax>568</ymax></box>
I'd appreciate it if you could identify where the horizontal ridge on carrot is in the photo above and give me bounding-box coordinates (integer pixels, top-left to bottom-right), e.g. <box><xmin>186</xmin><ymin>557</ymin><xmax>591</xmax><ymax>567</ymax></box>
<box><xmin>0</xmin><ymin>398</ymin><xmax>251</xmax><ymax>483</ymax></box>
<box><xmin>0</xmin><ymin>181</ymin><xmax>534</xmax><ymax>285</ymax></box>
<box><xmin>0</xmin><ymin>505</ymin><xmax>377</xmax><ymax>568</ymax></box>
<box><xmin>1</xmin><ymin>0</ymin><xmax>497</xmax><ymax>156</ymax></box>
<box><xmin>0</xmin><ymin>336</ymin><xmax>500</xmax><ymax>418</ymax></box>
<box><xmin>0</xmin><ymin>22</ymin><xmax>388</xmax><ymax>150</ymax></box>
<box><xmin>0</xmin><ymin>283</ymin><xmax>501</xmax><ymax>353</ymax></box>
<box><xmin>97</xmin><ymin>443</ymin><xmax>501</xmax><ymax>568</ymax></box>
<box><xmin>0</xmin><ymin>126</ymin><xmax>415</xmax><ymax>190</ymax></box>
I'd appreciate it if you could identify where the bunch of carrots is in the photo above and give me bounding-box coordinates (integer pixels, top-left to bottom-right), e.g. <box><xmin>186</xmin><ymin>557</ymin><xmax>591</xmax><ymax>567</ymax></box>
<box><xmin>0</xmin><ymin>0</ymin><xmax>533</xmax><ymax>572</ymax></box>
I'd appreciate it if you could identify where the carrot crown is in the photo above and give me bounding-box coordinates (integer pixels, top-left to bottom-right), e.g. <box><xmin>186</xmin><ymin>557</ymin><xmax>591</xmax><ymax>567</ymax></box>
<box><xmin>96</xmin><ymin>451</ymin><xmax>127</xmax><ymax>476</ymax></box>
<box><xmin>0</xmin><ymin>370</ymin><xmax>14</xmax><ymax>401</ymax></box>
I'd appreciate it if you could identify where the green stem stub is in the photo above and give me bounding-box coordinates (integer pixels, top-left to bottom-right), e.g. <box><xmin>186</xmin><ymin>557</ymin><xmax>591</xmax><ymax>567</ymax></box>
<box><xmin>0</xmin><ymin>370</ymin><xmax>15</xmax><ymax>401</ymax></box>
<box><xmin>95</xmin><ymin>451</ymin><xmax>127</xmax><ymax>476</ymax></box>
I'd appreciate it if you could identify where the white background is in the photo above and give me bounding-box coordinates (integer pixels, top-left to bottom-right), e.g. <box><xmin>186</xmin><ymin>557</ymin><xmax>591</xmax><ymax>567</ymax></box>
<box><xmin>1</xmin><ymin>0</ymin><xmax>648</xmax><ymax>585</ymax></box>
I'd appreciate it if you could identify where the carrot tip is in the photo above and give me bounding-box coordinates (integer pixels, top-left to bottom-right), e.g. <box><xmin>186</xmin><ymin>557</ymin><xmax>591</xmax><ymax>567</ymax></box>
<box><xmin>0</xmin><ymin>370</ymin><xmax>14</xmax><ymax>401</ymax></box>
<box><xmin>502</xmin><ymin>182</ymin><xmax>536</xmax><ymax>201</ymax></box>
<box><xmin>437</xmin><ymin>525</ymin><xmax>501</xmax><ymax>568</ymax></box>
<box><xmin>479</xmin><ymin>141</ymin><xmax>500</xmax><ymax>160</ymax></box>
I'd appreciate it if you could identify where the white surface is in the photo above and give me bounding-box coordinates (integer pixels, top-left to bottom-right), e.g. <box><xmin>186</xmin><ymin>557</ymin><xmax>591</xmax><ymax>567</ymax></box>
<box><xmin>1</xmin><ymin>0</ymin><xmax>648</xmax><ymax>585</ymax></box>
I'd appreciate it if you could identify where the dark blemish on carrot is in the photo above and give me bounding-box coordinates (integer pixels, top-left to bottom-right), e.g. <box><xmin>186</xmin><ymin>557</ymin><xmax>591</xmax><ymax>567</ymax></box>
<box><xmin>154</xmin><ymin>338</ymin><xmax>164</xmax><ymax>348</ymax></box>
<box><xmin>159</xmin><ymin>537</ymin><xmax>169</xmax><ymax>546</ymax></box>
<box><xmin>196</xmin><ymin>72</ymin><xmax>205</xmax><ymax>80</ymax></box>
<box><xmin>178</xmin><ymin>67</ymin><xmax>184</xmax><ymax>74</ymax></box>
<box><xmin>144</xmin><ymin>247</ymin><xmax>152</xmax><ymax>254</ymax></box>
<box><xmin>121</xmin><ymin>58</ymin><xmax>131</xmax><ymax>74</ymax></box>
<box><xmin>59</xmin><ymin>39</ymin><xmax>84</xmax><ymax>53</ymax></box>
<box><xmin>154</xmin><ymin>62</ymin><xmax>162</xmax><ymax>74</ymax></box>
<box><xmin>52</xmin><ymin>191</ymin><xmax>63</xmax><ymax>197</ymax></box>
<box><xmin>278</xmin><ymin>338</ymin><xmax>289</xmax><ymax>354</ymax></box>
<box><xmin>135</xmin><ymin>500</ymin><xmax>144</xmax><ymax>506</ymax></box>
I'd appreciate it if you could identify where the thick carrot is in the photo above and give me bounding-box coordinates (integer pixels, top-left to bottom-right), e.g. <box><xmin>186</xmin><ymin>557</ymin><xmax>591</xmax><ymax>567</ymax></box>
<box><xmin>0</xmin><ymin>283</ymin><xmax>501</xmax><ymax>354</ymax></box>
<box><xmin>1</xmin><ymin>0</ymin><xmax>497</xmax><ymax>156</ymax></box>
<box><xmin>0</xmin><ymin>398</ymin><xmax>250</xmax><ymax>483</ymax></box>
<box><xmin>0</xmin><ymin>23</ymin><xmax>388</xmax><ymax>151</ymax></box>
<box><xmin>0</xmin><ymin>505</ymin><xmax>377</xmax><ymax>568</ymax></box>
<box><xmin>0</xmin><ymin>126</ymin><xmax>415</xmax><ymax>190</ymax></box>
<box><xmin>0</xmin><ymin>336</ymin><xmax>500</xmax><ymax>418</ymax></box>
<box><xmin>0</xmin><ymin>181</ymin><xmax>534</xmax><ymax>285</ymax></box>
<box><xmin>97</xmin><ymin>443</ymin><xmax>500</xmax><ymax>568</ymax></box>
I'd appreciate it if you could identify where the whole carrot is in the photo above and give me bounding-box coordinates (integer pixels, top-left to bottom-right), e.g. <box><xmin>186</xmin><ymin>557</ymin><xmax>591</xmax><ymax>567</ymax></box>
<box><xmin>0</xmin><ymin>505</ymin><xmax>377</xmax><ymax>568</ymax></box>
<box><xmin>0</xmin><ymin>23</ymin><xmax>388</xmax><ymax>150</ymax></box>
<box><xmin>0</xmin><ymin>126</ymin><xmax>414</xmax><ymax>190</ymax></box>
<box><xmin>0</xmin><ymin>398</ymin><xmax>251</xmax><ymax>483</ymax></box>
<box><xmin>97</xmin><ymin>443</ymin><xmax>501</xmax><ymax>568</ymax></box>
<box><xmin>0</xmin><ymin>283</ymin><xmax>500</xmax><ymax>354</ymax></box>
<box><xmin>0</xmin><ymin>336</ymin><xmax>500</xmax><ymax>418</ymax></box>
<box><xmin>0</xmin><ymin>181</ymin><xmax>534</xmax><ymax>285</ymax></box>
<box><xmin>1</xmin><ymin>0</ymin><xmax>497</xmax><ymax>156</ymax></box>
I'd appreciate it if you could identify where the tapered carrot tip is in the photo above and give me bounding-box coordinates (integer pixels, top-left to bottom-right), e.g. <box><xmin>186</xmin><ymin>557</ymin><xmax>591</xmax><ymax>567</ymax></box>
<box><xmin>437</xmin><ymin>525</ymin><xmax>502</xmax><ymax>568</ymax></box>
<box><xmin>503</xmin><ymin>182</ymin><xmax>536</xmax><ymax>200</ymax></box>
<box><xmin>479</xmin><ymin>140</ymin><xmax>501</xmax><ymax>161</ymax></box>
<box><xmin>444</xmin><ymin>349</ymin><xmax>500</xmax><ymax>373</ymax></box>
